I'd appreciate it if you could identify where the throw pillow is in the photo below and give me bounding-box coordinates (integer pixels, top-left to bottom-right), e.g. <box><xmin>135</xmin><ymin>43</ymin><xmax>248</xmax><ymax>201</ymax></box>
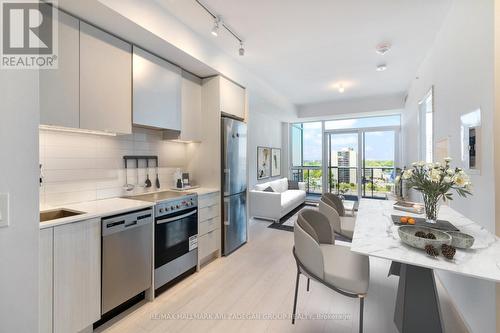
<box><xmin>263</xmin><ymin>186</ymin><xmax>274</xmax><ymax>192</ymax></box>
<box><xmin>288</xmin><ymin>180</ymin><xmax>299</xmax><ymax>190</ymax></box>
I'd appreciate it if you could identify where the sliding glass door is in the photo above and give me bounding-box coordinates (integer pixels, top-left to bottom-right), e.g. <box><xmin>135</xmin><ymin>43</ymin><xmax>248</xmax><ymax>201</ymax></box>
<box><xmin>326</xmin><ymin>131</ymin><xmax>360</xmax><ymax>199</ymax></box>
<box><xmin>362</xmin><ymin>130</ymin><xmax>397</xmax><ymax>199</ymax></box>
<box><xmin>325</xmin><ymin>127</ymin><xmax>399</xmax><ymax>199</ymax></box>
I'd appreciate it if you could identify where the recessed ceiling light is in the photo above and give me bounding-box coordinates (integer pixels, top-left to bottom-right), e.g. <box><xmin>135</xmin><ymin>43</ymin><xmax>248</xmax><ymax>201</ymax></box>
<box><xmin>376</xmin><ymin>64</ymin><xmax>387</xmax><ymax>72</ymax></box>
<box><xmin>338</xmin><ymin>84</ymin><xmax>345</xmax><ymax>93</ymax></box>
<box><xmin>376</xmin><ymin>41</ymin><xmax>392</xmax><ymax>55</ymax></box>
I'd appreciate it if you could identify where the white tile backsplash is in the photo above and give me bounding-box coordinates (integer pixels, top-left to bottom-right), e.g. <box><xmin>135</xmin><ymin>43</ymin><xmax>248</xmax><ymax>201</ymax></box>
<box><xmin>40</xmin><ymin>127</ymin><xmax>189</xmax><ymax>207</ymax></box>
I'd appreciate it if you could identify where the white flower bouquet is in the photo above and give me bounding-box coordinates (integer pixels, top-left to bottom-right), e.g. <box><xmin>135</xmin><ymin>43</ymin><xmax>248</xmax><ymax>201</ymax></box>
<box><xmin>402</xmin><ymin>158</ymin><xmax>472</xmax><ymax>223</ymax></box>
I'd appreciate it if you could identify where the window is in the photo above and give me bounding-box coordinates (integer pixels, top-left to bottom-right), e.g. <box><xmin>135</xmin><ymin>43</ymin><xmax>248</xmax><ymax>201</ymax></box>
<box><xmin>291</xmin><ymin>124</ymin><xmax>302</xmax><ymax>167</ymax></box>
<box><xmin>419</xmin><ymin>88</ymin><xmax>433</xmax><ymax>163</ymax></box>
<box><xmin>290</xmin><ymin>122</ymin><xmax>323</xmax><ymax>193</ymax></box>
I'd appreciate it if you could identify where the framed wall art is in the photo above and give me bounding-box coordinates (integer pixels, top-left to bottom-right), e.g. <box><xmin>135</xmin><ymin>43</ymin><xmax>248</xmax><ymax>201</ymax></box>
<box><xmin>257</xmin><ymin>146</ymin><xmax>271</xmax><ymax>180</ymax></box>
<box><xmin>271</xmin><ymin>148</ymin><xmax>281</xmax><ymax>177</ymax></box>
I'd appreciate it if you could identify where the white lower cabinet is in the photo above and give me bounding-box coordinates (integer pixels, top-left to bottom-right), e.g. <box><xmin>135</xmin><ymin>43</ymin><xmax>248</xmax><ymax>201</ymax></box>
<box><xmin>39</xmin><ymin>218</ymin><xmax>101</xmax><ymax>333</ymax></box>
<box><xmin>39</xmin><ymin>228</ymin><xmax>53</xmax><ymax>333</ymax></box>
<box><xmin>53</xmin><ymin>218</ymin><xmax>101</xmax><ymax>333</ymax></box>
<box><xmin>197</xmin><ymin>192</ymin><xmax>221</xmax><ymax>267</ymax></box>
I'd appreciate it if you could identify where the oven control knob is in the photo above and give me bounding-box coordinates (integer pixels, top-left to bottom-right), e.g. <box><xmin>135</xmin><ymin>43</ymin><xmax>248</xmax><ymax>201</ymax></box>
<box><xmin>159</xmin><ymin>208</ymin><xmax>164</xmax><ymax>213</ymax></box>
<box><xmin>165</xmin><ymin>207</ymin><xmax>169</xmax><ymax>211</ymax></box>
<box><xmin>176</xmin><ymin>205</ymin><xmax>180</xmax><ymax>209</ymax></box>
<box><xmin>171</xmin><ymin>206</ymin><xmax>175</xmax><ymax>210</ymax></box>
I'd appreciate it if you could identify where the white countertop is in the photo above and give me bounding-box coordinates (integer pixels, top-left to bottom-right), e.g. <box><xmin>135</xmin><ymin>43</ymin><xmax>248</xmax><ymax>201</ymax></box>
<box><xmin>39</xmin><ymin>187</ymin><xmax>220</xmax><ymax>229</ymax></box>
<box><xmin>39</xmin><ymin>198</ymin><xmax>154</xmax><ymax>229</ymax></box>
<box><xmin>185</xmin><ymin>187</ymin><xmax>220</xmax><ymax>196</ymax></box>
<box><xmin>351</xmin><ymin>199</ymin><xmax>500</xmax><ymax>282</ymax></box>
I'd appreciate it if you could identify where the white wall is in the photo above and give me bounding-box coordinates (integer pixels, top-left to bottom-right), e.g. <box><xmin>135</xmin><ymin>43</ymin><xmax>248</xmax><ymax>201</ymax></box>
<box><xmin>0</xmin><ymin>71</ymin><xmax>40</xmax><ymax>332</ymax></box>
<box><xmin>402</xmin><ymin>1</ymin><xmax>495</xmax><ymax>331</ymax></box>
<box><xmin>297</xmin><ymin>93</ymin><xmax>405</xmax><ymax>119</ymax></box>
<box><xmin>247</xmin><ymin>109</ymin><xmax>284</xmax><ymax>189</ymax></box>
<box><xmin>39</xmin><ymin>127</ymin><xmax>188</xmax><ymax>207</ymax></box>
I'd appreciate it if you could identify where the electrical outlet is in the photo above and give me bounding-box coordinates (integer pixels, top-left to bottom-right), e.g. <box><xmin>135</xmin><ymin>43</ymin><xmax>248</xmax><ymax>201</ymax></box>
<box><xmin>0</xmin><ymin>193</ymin><xmax>9</xmax><ymax>228</ymax></box>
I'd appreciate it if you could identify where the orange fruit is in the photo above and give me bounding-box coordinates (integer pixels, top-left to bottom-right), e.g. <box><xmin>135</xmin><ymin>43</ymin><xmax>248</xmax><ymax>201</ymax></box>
<box><xmin>400</xmin><ymin>217</ymin><xmax>408</xmax><ymax>224</ymax></box>
<box><xmin>408</xmin><ymin>218</ymin><xmax>416</xmax><ymax>225</ymax></box>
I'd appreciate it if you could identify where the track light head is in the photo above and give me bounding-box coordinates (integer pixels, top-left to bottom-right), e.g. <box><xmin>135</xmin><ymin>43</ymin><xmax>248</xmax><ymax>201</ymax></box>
<box><xmin>211</xmin><ymin>16</ymin><xmax>221</xmax><ymax>37</ymax></box>
<box><xmin>239</xmin><ymin>42</ymin><xmax>245</xmax><ymax>56</ymax></box>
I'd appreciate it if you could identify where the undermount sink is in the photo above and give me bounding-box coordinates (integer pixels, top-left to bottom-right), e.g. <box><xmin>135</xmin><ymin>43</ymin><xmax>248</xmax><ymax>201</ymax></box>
<box><xmin>40</xmin><ymin>209</ymin><xmax>85</xmax><ymax>222</ymax></box>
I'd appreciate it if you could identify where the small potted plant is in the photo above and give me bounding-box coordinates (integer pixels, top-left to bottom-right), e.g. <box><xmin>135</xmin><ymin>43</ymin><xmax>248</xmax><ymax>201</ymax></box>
<box><xmin>402</xmin><ymin>158</ymin><xmax>472</xmax><ymax>223</ymax></box>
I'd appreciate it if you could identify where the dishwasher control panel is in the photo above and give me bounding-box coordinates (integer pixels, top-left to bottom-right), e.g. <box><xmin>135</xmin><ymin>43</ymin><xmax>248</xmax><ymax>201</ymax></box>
<box><xmin>102</xmin><ymin>208</ymin><xmax>153</xmax><ymax>236</ymax></box>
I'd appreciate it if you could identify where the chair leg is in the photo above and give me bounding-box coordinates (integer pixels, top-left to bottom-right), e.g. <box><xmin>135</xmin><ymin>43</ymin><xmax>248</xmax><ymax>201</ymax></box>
<box><xmin>359</xmin><ymin>296</ymin><xmax>365</xmax><ymax>333</ymax></box>
<box><xmin>292</xmin><ymin>269</ymin><xmax>300</xmax><ymax>324</ymax></box>
<box><xmin>306</xmin><ymin>277</ymin><xmax>310</xmax><ymax>292</ymax></box>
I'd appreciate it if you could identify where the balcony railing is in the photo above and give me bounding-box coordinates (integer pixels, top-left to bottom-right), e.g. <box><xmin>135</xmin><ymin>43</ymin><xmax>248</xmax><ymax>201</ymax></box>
<box><xmin>292</xmin><ymin>166</ymin><xmax>396</xmax><ymax>199</ymax></box>
<box><xmin>291</xmin><ymin>166</ymin><xmax>322</xmax><ymax>194</ymax></box>
<box><xmin>328</xmin><ymin>166</ymin><xmax>395</xmax><ymax>199</ymax></box>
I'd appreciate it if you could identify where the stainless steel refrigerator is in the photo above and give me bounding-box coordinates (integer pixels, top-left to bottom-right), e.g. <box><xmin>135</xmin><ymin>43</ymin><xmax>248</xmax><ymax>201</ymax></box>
<box><xmin>221</xmin><ymin>117</ymin><xmax>247</xmax><ymax>256</ymax></box>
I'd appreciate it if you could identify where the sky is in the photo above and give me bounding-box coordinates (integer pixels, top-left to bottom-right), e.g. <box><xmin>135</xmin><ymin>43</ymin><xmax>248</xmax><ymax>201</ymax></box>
<box><xmin>301</xmin><ymin>115</ymin><xmax>398</xmax><ymax>163</ymax></box>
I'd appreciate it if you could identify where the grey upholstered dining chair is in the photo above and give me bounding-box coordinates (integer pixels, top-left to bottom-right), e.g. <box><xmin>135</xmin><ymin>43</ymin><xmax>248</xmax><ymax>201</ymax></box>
<box><xmin>322</xmin><ymin>192</ymin><xmax>346</xmax><ymax>216</ymax></box>
<box><xmin>292</xmin><ymin>209</ymin><xmax>369</xmax><ymax>333</ymax></box>
<box><xmin>319</xmin><ymin>193</ymin><xmax>356</xmax><ymax>240</ymax></box>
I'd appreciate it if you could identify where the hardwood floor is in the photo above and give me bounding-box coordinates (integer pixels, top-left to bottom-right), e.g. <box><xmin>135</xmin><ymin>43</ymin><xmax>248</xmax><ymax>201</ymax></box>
<box><xmin>95</xmin><ymin>218</ymin><xmax>468</xmax><ymax>333</ymax></box>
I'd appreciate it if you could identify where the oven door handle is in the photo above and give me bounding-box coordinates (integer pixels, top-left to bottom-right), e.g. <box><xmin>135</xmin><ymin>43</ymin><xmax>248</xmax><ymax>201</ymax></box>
<box><xmin>156</xmin><ymin>210</ymin><xmax>197</xmax><ymax>224</ymax></box>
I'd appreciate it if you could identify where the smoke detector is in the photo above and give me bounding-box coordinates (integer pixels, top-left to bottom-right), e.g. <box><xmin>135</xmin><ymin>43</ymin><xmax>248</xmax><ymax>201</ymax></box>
<box><xmin>376</xmin><ymin>42</ymin><xmax>392</xmax><ymax>55</ymax></box>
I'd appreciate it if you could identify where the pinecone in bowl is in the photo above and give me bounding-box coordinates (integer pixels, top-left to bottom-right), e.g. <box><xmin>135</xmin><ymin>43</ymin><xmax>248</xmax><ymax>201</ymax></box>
<box><xmin>426</xmin><ymin>233</ymin><xmax>437</xmax><ymax>240</ymax></box>
<box><xmin>415</xmin><ymin>231</ymin><xmax>428</xmax><ymax>238</ymax></box>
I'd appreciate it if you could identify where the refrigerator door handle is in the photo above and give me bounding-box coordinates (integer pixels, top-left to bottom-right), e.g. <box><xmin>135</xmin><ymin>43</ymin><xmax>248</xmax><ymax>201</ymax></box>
<box><xmin>224</xmin><ymin>197</ymin><xmax>230</xmax><ymax>226</ymax></box>
<box><xmin>224</xmin><ymin>168</ymin><xmax>231</xmax><ymax>196</ymax></box>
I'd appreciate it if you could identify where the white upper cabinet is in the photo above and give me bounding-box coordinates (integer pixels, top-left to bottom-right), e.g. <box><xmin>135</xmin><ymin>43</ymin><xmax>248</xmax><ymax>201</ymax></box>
<box><xmin>178</xmin><ymin>71</ymin><xmax>202</xmax><ymax>142</ymax></box>
<box><xmin>219</xmin><ymin>76</ymin><xmax>246</xmax><ymax>120</ymax></box>
<box><xmin>80</xmin><ymin>22</ymin><xmax>132</xmax><ymax>134</ymax></box>
<box><xmin>133</xmin><ymin>46</ymin><xmax>182</xmax><ymax>131</ymax></box>
<box><xmin>40</xmin><ymin>10</ymin><xmax>79</xmax><ymax>128</ymax></box>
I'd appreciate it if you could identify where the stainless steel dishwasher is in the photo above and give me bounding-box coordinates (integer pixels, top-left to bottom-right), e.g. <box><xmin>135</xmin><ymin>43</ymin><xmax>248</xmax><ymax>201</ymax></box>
<box><xmin>101</xmin><ymin>208</ymin><xmax>153</xmax><ymax>315</ymax></box>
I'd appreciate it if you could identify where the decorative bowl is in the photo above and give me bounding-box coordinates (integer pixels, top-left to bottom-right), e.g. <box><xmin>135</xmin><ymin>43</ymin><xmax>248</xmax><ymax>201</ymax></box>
<box><xmin>398</xmin><ymin>226</ymin><xmax>452</xmax><ymax>250</ymax></box>
<box><xmin>446</xmin><ymin>231</ymin><xmax>475</xmax><ymax>249</ymax></box>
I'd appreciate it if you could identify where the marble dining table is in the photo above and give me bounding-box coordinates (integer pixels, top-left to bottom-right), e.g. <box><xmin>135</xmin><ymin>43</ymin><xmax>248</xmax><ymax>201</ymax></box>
<box><xmin>350</xmin><ymin>199</ymin><xmax>500</xmax><ymax>333</ymax></box>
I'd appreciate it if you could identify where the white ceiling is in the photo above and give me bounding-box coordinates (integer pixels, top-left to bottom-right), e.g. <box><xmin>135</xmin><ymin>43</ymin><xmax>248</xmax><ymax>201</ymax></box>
<box><xmin>157</xmin><ymin>0</ymin><xmax>452</xmax><ymax>106</ymax></box>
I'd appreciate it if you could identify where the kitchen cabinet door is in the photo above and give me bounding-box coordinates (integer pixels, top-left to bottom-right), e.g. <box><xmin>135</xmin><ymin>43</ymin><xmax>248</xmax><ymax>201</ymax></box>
<box><xmin>178</xmin><ymin>71</ymin><xmax>202</xmax><ymax>141</ymax></box>
<box><xmin>133</xmin><ymin>46</ymin><xmax>181</xmax><ymax>131</ymax></box>
<box><xmin>53</xmin><ymin>219</ymin><xmax>101</xmax><ymax>333</ymax></box>
<box><xmin>219</xmin><ymin>76</ymin><xmax>246</xmax><ymax>120</ymax></box>
<box><xmin>40</xmin><ymin>10</ymin><xmax>79</xmax><ymax>128</ymax></box>
<box><xmin>39</xmin><ymin>228</ymin><xmax>53</xmax><ymax>333</ymax></box>
<box><xmin>80</xmin><ymin>22</ymin><xmax>132</xmax><ymax>134</ymax></box>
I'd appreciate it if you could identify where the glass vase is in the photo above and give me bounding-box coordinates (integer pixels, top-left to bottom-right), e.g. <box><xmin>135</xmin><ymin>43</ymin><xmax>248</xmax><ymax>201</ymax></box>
<box><xmin>422</xmin><ymin>194</ymin><xmax>440</xmax><ymax>224</ymax></box>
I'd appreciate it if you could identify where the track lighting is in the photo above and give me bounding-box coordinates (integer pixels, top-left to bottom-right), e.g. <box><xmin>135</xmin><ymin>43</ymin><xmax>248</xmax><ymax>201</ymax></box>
<box><xmin>211</xmin><ymin>16</ymin><xmax>221</xmax><ymax>37</ymax></box>
<box><xmin>239</xmin><ymin>42</ymin><xmax>245</xmax><ymax>56</ymax></box>
<box><xmin>195</xmin><ymin>0</ymin><xmax>246</xmax><ymax>56</ymax></box>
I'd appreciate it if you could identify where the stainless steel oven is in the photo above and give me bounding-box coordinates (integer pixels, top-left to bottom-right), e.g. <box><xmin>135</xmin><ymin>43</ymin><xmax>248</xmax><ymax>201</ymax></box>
<box><xmin>154</xmin><ymin>194</ymin><xmax>198</xmax><ymax>290</ymax></box>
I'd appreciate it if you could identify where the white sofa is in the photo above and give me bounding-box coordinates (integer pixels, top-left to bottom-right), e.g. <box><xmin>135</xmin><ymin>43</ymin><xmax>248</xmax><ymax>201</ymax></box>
<box><xmin>249</xmin><ymin>178</ymin><xmax>306</xmax><ymax>222</ymax></box>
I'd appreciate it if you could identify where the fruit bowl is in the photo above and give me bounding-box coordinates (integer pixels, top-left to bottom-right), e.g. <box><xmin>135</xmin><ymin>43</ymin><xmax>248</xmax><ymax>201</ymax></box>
<box><xmin>398</xmin><ymin>226</ymin><xmax>452</xmax><ymax>250</ymax></box>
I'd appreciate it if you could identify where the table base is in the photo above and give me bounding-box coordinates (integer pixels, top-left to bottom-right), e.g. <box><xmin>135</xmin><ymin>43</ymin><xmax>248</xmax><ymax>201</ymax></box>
<box><xmin>389</xmin><ymin>262</ymin><xmax>444</xmax><ymax>333</ymax></box>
